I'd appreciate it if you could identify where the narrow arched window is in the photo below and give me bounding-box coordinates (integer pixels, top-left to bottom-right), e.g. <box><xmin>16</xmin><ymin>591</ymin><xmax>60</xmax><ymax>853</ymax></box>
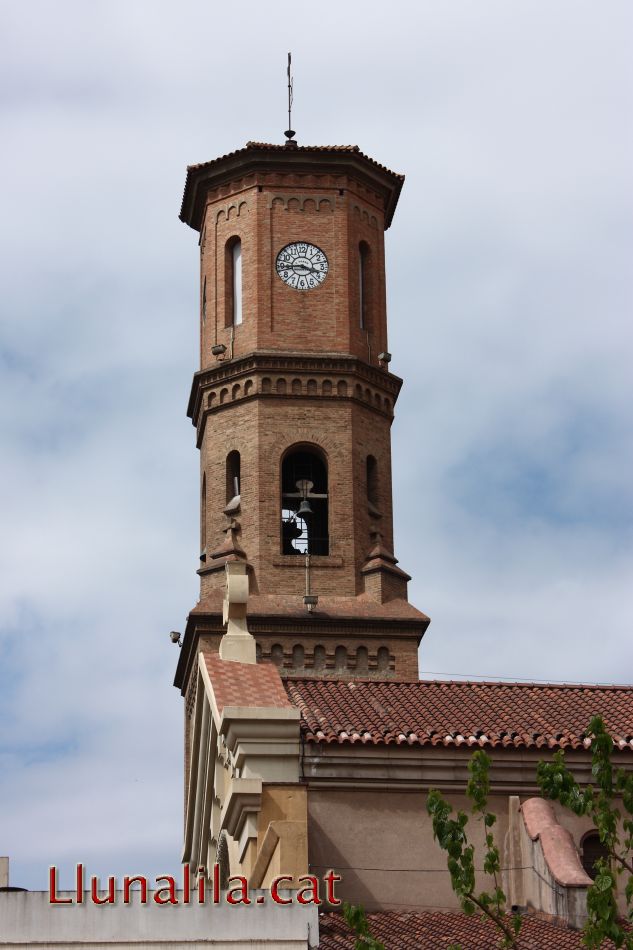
<box><xmin>356</xmin><ymin>646</ymin><xmax>369</xmax><ymax>674</ymax></box>
<box><xmin>226</xmin><ymin>451</ymin><xmax>240</xmax><ymax>506</ymax></box>
<box><xmin>359</xmin><ymin>242</ymin><xmax>370</xmax><ymax>329</ymax></box>
<box><xmin>200</xmin><ymin>473</ymin><xmax>207</xmax><ymax>560</ymax></box>
<box><xmin>201</xmin><ymin>276</ymin><xmax>207</xmax><ymax>326</ymax></box>
<box><xmin>281</xmin><ymin>447</ymin><xmax>329</xmax><ymax>555</ymax></box>
<box><xmin>377</xmin><ymin>646</ymin><xmax>390</xmax><ymax>672</ymax></box>
<box><xmin>581</xmin><ymin>832</ymin><xmax>609</xmax><ymax>880</ymax></box>
<box><xmin>366</xmin><ymin>455</ymin><xmax>378</xmax><ymax>508</ymax></box>
<box><xmin>313</xmin><ymin>645</ymin><xmax>326</xmax><ymax>671</ymax></box>
<box><xmin>225</xmin><ymin>238</ymin><xmax>242</xmax><ymax>327</ymax></box>
<box><xmin>292</xmin><ymin>644</ymin><xmax>305</xmax><ymax>669</ymax></box>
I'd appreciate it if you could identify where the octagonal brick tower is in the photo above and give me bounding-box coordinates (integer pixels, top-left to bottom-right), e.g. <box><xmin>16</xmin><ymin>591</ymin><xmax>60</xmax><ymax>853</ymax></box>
<box><xmin>174</xmin><ymin>139</ymin><xmax>430</xmax><ymax>715</ymax></box>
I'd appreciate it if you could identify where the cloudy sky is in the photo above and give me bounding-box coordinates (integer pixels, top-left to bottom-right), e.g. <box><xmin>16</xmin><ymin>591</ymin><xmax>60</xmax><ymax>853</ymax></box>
<box><xmin>1</xmin><ymin>0</ymin><xmax>631</xmax><ymax>890</ymax></box>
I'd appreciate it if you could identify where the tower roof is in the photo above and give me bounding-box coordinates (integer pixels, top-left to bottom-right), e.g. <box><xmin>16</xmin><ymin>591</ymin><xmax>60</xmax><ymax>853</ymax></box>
<box><xmin>179</xmin><ymin>141</ymin><xmax>405</xmax><ymax>231</ymax></box>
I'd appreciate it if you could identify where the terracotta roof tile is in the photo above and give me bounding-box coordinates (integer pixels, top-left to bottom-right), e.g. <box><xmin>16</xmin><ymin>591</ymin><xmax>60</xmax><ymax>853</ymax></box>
<box><xmin>186</xmin><ymin>141</ymin><xmax>404</xmax><ymax>181</ymax></box>
<box><xmin>318</xmin><ymin>911</ymin><xmax>622</xmax><ymax>949</ymax></box>
<box><xmin>202</xmin><ymin>653</ymin><xmax>292</xmax><ymax>713</ymax></box>
<box><xmin>284</xmin><ymin>679</ymin><xmax>633</xmax><ymax>750</ymax></box>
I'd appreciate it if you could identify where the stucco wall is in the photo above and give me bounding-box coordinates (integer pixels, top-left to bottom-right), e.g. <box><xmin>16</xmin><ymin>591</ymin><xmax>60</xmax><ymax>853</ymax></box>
<box><xmin>0</xmin><ymin>890</ymin><xmax>318</xmax><ymax>949</ymax></box>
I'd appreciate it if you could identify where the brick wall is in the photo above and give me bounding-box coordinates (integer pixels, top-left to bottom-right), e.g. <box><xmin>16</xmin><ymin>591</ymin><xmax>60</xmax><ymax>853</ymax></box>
<box><xmin>199</xmin><ymin>173</ymin><xmax>389</xmax><ymax>366</ymax></box>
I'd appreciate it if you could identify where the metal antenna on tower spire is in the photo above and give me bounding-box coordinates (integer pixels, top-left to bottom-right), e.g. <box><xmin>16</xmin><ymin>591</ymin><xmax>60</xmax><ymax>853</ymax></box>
<box><xmin>284</xmin><ymin>52</ymin><xmax>296</xmax><ymax>144</ymax></box>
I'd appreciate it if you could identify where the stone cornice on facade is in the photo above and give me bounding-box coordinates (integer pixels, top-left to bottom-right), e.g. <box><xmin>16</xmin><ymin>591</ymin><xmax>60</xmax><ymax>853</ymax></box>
<box><xmin>187</xmin><ymin>351</ymin><xmax>403</xmax><ymax>441</ymax></box>
<box><xmin>298</xmin><ymin>741</ymin><xmax>620</xmax><ymax>793</ymax></box>
<box><xmin>179</xmin><ymin>142</ymin><xmax>404</xmax><ymax>232</ymax></box>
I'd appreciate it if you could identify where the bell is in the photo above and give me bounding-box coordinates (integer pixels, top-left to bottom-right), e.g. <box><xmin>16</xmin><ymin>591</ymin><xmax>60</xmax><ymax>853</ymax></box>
<box><xmin>297</xmin><ymin>498</ymin><xmax>313</xmax><ymax>517</ymax></box>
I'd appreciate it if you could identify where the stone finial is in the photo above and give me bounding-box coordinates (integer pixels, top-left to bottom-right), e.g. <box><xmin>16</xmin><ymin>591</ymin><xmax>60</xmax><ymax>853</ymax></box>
<box><xmin>219</xmin><ymin>561</ymin><xmax>256</xmax><ymax>663</ymax></box>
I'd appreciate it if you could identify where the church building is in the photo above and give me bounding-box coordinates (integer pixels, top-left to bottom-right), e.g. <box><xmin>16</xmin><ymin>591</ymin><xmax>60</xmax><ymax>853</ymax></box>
<box><xmin>173</xmin><ymin>136</ymin><xmax>633</xmax><ymax>948</ymax></box>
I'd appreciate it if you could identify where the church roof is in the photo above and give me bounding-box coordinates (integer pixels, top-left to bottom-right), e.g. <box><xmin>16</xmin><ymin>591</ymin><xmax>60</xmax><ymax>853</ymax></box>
<box><xmin>318</xmin><ymin>910</ymin><xmax>624</xmax><ymax>948</ymax></box>
<box><xmin>284</xmin><ymin>678</ymin><xmax>633</xmax><ymax>750</ymax></box>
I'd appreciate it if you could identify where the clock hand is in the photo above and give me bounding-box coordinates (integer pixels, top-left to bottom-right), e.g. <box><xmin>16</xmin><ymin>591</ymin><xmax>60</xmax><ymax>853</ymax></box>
<box><xmin>290</xmin><ymin>263</ymin><xmax>321</xmax><ymax>274</ymax></box>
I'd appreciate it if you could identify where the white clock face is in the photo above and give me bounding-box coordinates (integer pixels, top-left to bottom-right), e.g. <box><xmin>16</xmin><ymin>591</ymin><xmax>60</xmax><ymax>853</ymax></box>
<box><xmin>275</xmin><ymin>242</ymin><xmax>329</xmax><ymax>291</ymax></box>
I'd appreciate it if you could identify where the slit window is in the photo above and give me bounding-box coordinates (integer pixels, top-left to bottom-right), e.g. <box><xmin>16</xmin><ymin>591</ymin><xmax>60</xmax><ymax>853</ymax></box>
<box><xmin>225</xmin><ymin>238</ymin><xmax>242</xmax><ymax>327</ymax></box>
<box><xmin>200</xmin><ymin>473</ymin><xmax>207</xmax><ymax>559</ymax></box>
<box><xmin>359</xmin><ymin>242</ymin><xmax>370</xmax><ymax>330</ymax></box>
<box><xmin>226</xmin><ymin>451</ymin><xmax>241</xmax><ymax>507</ymax></box>
<box><xmin>366</xmin><ymin>455</ymin><xmax>378</xmax><ymax>508</ymax></box>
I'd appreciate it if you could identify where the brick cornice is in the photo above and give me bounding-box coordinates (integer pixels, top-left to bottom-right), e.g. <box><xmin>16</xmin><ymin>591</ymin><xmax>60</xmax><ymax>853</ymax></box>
<box><xmin>187</xmin><ymin>351</ymin><xmax>403</xmax><ymax>432</ymax></box>
<box><xmin>180</xmin><ymin>143</ymin><xmax>404</xmax><ymax>231</ymax></box>
<box><xmin>173</xmin><ymin>610</ymin><xmax>428</xmax><ymax>695</ymax></box>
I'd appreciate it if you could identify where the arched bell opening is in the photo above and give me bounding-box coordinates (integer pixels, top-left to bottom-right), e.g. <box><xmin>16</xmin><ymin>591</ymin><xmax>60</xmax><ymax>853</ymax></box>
<box><xmin>280</xmin><ymin>446</ymin><xmax>329</xmax><ymax>555</ymax></box>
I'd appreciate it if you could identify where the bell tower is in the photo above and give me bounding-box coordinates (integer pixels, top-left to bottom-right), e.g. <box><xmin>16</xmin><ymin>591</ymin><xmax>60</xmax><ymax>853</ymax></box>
<box><xmin>174</xmin><ymin>139</ymin><xmax>430</xmax><ymax>711</ymax></box>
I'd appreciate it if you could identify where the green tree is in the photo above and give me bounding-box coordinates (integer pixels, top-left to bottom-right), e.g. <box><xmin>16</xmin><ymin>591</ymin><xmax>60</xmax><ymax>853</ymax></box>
<box><xmin>342</xmin><ymin>902</ymin><xmax>385</xmax><ymax>950</ymax></box>
<box><xmin>346</xmin><ymin>718</ymin><xmax>632</xmax><ymax>949</ymax></box>
<box><xmin>537</xmin><ymin>715</ymin><xmax>633</xmax><ymax>949</ymax></box>
<box><xmin>427</xmin><ymin>749</ymin><xmax>522</xmax><ymax>949</ymax></box>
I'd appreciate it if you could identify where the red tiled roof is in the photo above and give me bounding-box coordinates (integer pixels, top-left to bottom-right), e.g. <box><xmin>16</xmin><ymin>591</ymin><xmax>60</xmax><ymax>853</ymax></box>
<box><xmin>284</xmin><ymin>678</ymin><xmax>633</xmax><ymax>749</ymax></box>
<box><xmin>318</xmin><ymin>911</ymin><xmax>621</xmax><ymax>949</ymax></box>
<box><xmin>202</xmin><ymin>653</ymin><xmax>292</xmax><ymax>713</ymax></box>
<box><xmin>186</xmin><ymin>141</ymin><xmax>404</xmax><ymax>181</ymax></box>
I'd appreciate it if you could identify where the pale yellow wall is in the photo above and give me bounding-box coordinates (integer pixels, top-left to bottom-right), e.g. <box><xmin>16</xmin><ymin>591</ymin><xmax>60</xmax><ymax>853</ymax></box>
<box><xmin>309</xmin><ymin>787</ymin><xmax>474</xmax><ymax>912</ymax></box>
<box><xmin>247</xmin><ymin>785</ymin><xmax>309</xmax><ymax>889</ymax></box>
<box><xmin>258</xmin><ymin>785</ymin><xmax>308</xmax><ymax>851</ymax></box>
